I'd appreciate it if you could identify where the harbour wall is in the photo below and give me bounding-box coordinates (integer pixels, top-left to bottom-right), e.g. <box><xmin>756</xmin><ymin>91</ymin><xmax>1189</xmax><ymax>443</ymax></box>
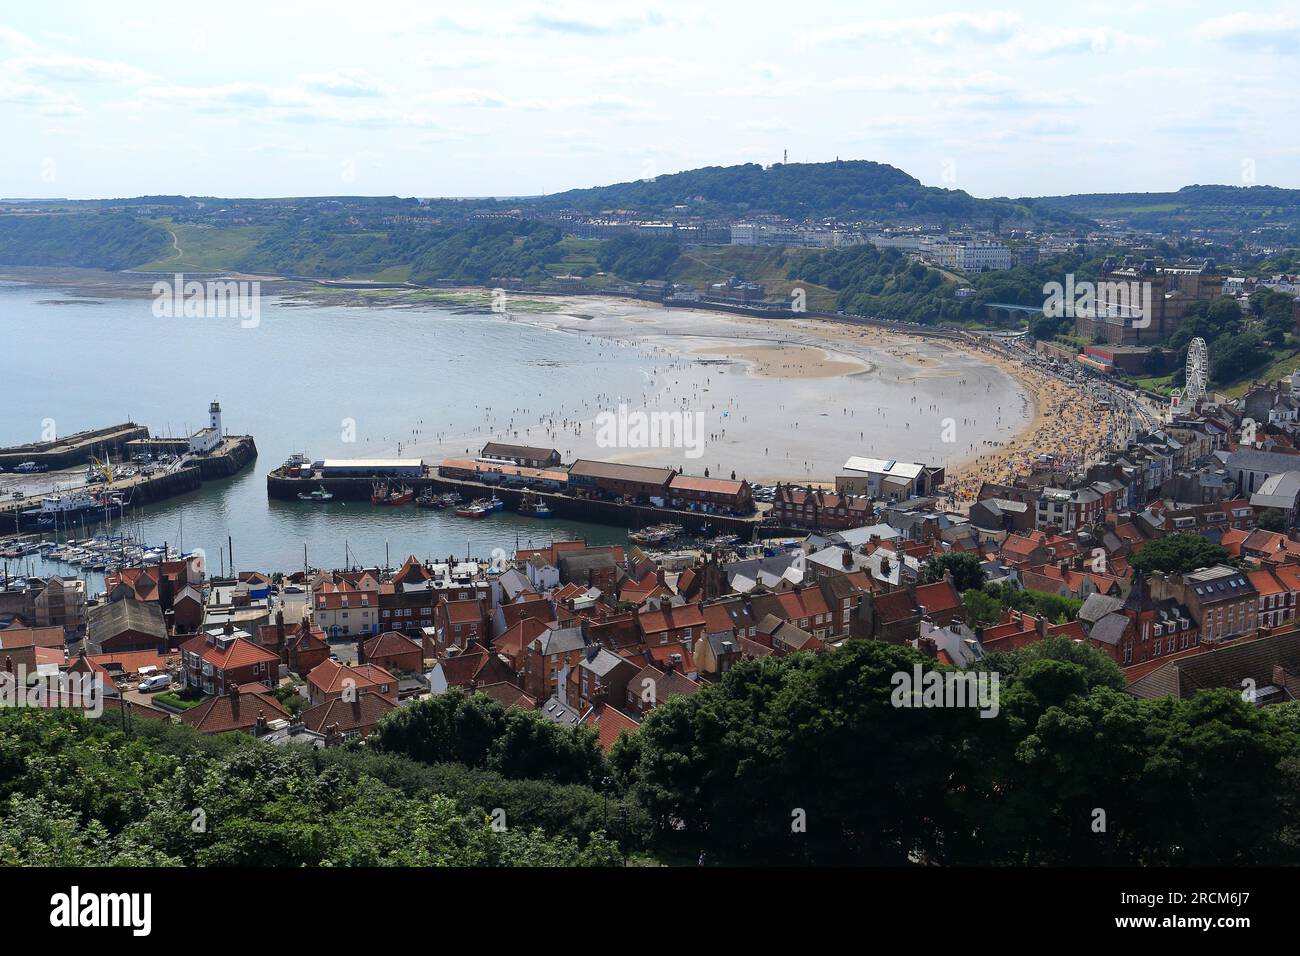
<box><xmin>0</xmin><ymin>423</ymin><xmax>150</xmax><ymax>470</ymax></box>
<box><xmin>267</xmin><ymin>470</ymin><xmax>762</xmax><ymax>538</ymax></box>
<box><xmin>0</xmin><ymin>436</ymin><xmax>257</xmax><ymax>532</ymax></box>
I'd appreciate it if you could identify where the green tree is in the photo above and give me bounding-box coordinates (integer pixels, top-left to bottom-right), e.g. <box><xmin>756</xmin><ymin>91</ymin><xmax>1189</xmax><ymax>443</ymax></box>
<box><xmin>1129</xmin><ymin>533</ymin><xmax>1231</xmax><ymax>576</ymax></box>
<box><xmin>960</xmin><ymin>587</ymin><xmax>1002</xmax><ymax>626</ymax></box>
<box><xmin>921</xmin><ymin>552</ymin><xmax>985</xmax><ymax>591</ymax></box>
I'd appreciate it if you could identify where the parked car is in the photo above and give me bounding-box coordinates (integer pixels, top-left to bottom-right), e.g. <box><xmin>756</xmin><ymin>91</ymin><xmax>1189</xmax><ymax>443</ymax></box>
<box><xmin>138</xmin><ymin>674</ymin><xmax>173</xmax><ymax>692</ymax></box>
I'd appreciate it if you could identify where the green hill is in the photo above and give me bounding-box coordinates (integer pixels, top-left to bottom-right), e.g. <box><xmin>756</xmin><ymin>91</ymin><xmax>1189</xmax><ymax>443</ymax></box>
<box><xmin>525</xmin><ymin>160</ymin><xmax>1081</xmax><ymax>226</ymax></box>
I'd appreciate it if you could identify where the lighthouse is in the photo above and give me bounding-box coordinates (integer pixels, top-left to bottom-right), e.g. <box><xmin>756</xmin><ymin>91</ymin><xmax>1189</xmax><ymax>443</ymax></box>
<box><xmin>189</xmin><ymin>400</ymin><xmax>225</xmax><ymax>454</ymax></box>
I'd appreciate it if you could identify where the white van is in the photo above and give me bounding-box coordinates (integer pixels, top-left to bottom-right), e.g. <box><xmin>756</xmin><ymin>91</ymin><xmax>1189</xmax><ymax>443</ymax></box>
<box><xmin>138</xmin><ymin>674</ymin><xmax>172</xmax><ymax>693</ymax></box>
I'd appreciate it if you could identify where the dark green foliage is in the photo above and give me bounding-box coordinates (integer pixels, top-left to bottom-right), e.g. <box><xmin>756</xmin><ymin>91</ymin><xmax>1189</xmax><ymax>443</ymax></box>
<box><xmin>920</xmin><ymin>552</ymin><xmax>985</xmax><ymax>591</ymax></box>
<box><xmin>960</xmin><ymin>586</ymin><xmax>1003</xmax><ymax>626</ymax></box>
<box><xmin>1037</xmin><ymin>183</ymin><xmax>1300</xmax><ymax>235</ymax></box>
<box><xmin>1251</xmin><ymin>287</ymin><xmax>1297</xmax><ymax>347</ymax></box>
<box><xmin>1259</xmin><ymin>510</ymin><xmax>1288</xmax><ymax>532</ymax></box>
<box><xmin>0</xmin><ymin>708</ymin><xmax>620</xmax><ymax>866</ymax></box>
<box><xmin>1128</xmin><ymin>533</ymin><xmax>1232</xmax><ymax>576</ymax></box>
<box><xmin>372</xmin><ymin>689</ymin><xmax>607</xmax><ymax>787</ymax></box>
<box><xmin>5</xmin><ymin>634</ymin><xmax>1300</xmax><ymax>866</ymax></box>
<box><xmin>228</xmin><ymin>217</ymin><xmax>567</xmax><ymax>283</ymax></box>
<box><xmin>528</xmin><ymin>161</ymin><xmax>1078</xmax><ymax>225</ymax></box>
<box><xmin>976</xmin><ymin>581</ymin><xmax>1083</xmax><ymax>624</ymax></box>
<box><xmin>789</xmin><ymin>244</ymin><xmax>964</xmax><ymax>325</ymax></box>
<box><xmin>626</xmin><ymin>639</ymin><xmax>1300</xmax><ymax>865</ymax></box>
<box><xmin>594</xmin><ymin>235</ymin><xmax>679</xmax><ymax>280</ymax></box>
<box><xmin>0</xmin><ymin>212</ymin><xmax>171</xmax><ymax>269</ymax></box>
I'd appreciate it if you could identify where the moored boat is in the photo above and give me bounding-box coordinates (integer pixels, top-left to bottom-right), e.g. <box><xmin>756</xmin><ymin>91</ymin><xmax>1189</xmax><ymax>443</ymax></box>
<box><xmin>455</xmin><ymin>501</ymin><xmax>490</xmax><ymax>519</ymax></box>
<box><xmin>371</xmin><ymin>482</ymin><xmax>415</xmax><ymax>506</ymax></box>
<box><xmin>518</xmin><ymin>490</ymin><xmax>553</xmax><ymax>519</ymax></box>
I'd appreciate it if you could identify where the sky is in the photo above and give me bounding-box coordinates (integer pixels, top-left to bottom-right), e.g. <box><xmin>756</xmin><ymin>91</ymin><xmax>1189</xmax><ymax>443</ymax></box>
<box><xmin>1</xmin><ymin>1</ymin><xmax>1297</xmax><ymax>201</ymax></box>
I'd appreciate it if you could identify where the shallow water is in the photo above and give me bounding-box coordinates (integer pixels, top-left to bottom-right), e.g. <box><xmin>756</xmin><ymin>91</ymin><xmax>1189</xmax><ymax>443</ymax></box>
<box><xmin>0</xmin><ymin>280</ymin><xmax>1028</xmax><ymax>583</ymax></box>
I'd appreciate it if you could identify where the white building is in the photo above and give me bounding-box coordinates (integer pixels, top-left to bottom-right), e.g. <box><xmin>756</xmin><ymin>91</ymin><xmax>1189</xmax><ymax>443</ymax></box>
<box><xmin>930</xmin><ymin>239</ymin><xmax>1012</xmax><ymax>273</ymax></box>
<box><xmin>188</xmin><ymin>400</ymin><xmax>224</xmax><ymax>454</ymax></box>
<box><xmin>837</xmin><ymin>457</ymin><xmax>933</xmax><ymax>499</ymax></box>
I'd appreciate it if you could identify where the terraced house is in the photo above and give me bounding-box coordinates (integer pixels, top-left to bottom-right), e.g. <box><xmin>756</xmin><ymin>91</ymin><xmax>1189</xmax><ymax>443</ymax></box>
<box><xmin>312</xmin><ymin>571</ymin><xmax>380</xmax><ymax>638</ymax></box>
<box><xmin>771</xmin><ymin>484</ymin><xmax>874</xmax><ymax>530</ymax></box>
<box><xmin>1151</xmin><ymin>565</ymin><xmax>1258</xmax><ymax>646</ymax></box>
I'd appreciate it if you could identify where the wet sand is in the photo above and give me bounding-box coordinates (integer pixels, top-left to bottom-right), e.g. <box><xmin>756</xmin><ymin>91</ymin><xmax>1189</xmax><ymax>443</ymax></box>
<box><xmin>0</xmin><ymin>268</ymin><xmax>1110</xmax><ymax>490</ymax></box>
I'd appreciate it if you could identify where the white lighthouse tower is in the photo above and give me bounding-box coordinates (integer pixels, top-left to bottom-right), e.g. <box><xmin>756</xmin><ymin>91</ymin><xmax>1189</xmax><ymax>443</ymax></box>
<box><xmin>189</xmin><ymin>400</ymin><xmax>225</xmax><ymax>454</ymax></box>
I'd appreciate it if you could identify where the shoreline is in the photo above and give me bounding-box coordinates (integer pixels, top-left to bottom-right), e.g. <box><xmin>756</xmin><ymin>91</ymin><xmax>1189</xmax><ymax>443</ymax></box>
<box><xmin>1</xmin><ymin>267</ymin><xmax>1105</xmax><ymax>494</ymax></box>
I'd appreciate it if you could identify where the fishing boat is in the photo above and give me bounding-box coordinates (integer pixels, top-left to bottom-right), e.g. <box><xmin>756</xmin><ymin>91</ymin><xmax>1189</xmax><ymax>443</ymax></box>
<box><xmin>486</xmin><ymin>494</ymin><xmax>505</xmax><ymax>512</ymax></box>
<box><xmin>371</xmin><ymin>482</ymin><xmax>415</xmax><ymax>506</ymax></box>
<box><xmin>454</xmin><ymin>500</ymin><xmax>491</xmax><ymax>519</ymax></box>
<box><xmin>518</xmin><ymin>490</ymin><xmax>553</xmax><ymax>519</ymax></box>
<box><xmin>298</xmin><ymin>485</ymin><xmax>334</xmax><ymax>502</ymax></box>
<box><xmin>415</xmin><ymin>491</ymin><xmax>441</xmax><ymax>508</ymax></box>
<box><xmin>629</xmin><ymin>523</ymin><xmax>683</xmax><ymax>546</ymax></box>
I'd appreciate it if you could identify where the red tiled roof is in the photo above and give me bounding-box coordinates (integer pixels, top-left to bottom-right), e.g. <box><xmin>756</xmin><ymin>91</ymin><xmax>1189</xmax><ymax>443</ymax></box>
<box><xmin>180</xmin><ymin>691</ymin><xmax>288</xmax><ymax>734</ymax></box>
<box><xmin>585</xmin><ymin>703</ymin><xmax>640</xmax><ymax>751</ymax></box>
<box><xmin>873</xmin><ymin>590</ymin><xmax>919</xmax><ymax>624</ymax></box>
<box><xmin>434</xmin><ymin>647</ymin><xmax>491</xmax><ymax>687</ymax></box>
<box><xmin>638</xmin><ymin>602</ymin><xmax>706</xmax><ymax>634</ymax></box>
<box><xmin>363</xmin><ymin>630</ymin><xmax>422</xmax><ymax>659</ymax></box>
<box><xmin>306</xmin><ymin>658</ymin><xmax>396</xmax><ymax>695</ymax></box>
<box><xmin>668</xmin><ymin>474</ymin><xmax>746</xmax><ymax>495</ymax></box>
<box><xmin>914</xmin><ymin>580</ymin><xmax>961</xmax><ymax>615</ymax></box>
<box><xmin>301</xmin><ymin>692</ymin><xmax>395</xmax><ymax>734</ymax></box>
<box><xmin>180</xmin><ymin>633</ymin><xmax>279</xmax><ymax>671</ymax></box>
<box><xmin>476</xmin><ymin>681</ymin><xmax>537</xmax><ymax>710</ymax></box>
<box><xmin>441</xmin><ymin>598</ymin><xmax>486</xmax><ymax>625</ymax></box>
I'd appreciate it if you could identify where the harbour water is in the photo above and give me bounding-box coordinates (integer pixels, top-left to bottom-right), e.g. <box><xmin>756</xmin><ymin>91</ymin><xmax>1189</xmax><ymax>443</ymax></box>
<box><xmin>0</xmin><ymin>277</ymin><xmax>1030</xmax><ymax>588</ymax></box>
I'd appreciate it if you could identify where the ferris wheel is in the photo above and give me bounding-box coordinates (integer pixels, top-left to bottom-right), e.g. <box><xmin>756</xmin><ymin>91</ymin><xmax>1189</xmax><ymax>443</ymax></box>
<box><xmin>1184</xmin><ymin>337</ymin><xmax>1208</xmax><ymax>404</ymax></box>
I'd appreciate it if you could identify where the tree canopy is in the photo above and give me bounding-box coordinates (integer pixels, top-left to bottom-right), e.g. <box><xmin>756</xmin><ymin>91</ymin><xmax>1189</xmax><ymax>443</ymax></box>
<box><xmin>1128</xmin><ymin>533</ymin><xmax>1232</xmax><ymax>576</ymax></box>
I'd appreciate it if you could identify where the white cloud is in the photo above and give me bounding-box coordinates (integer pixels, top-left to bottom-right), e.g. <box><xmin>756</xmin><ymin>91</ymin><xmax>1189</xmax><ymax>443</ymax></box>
<box><xmin>0</xmin><ymin>79</ymin><xmax>80</xmax><ymax>115</ymax></box>
<box><xmin>1009</xmin><ymin>27</ymin><xmax>1155</xmax><ymax>57</ymax></box>
<box><xmin>417</xmin><ymin>3</ymin><xmax>681</xmax><ymax>38</ymax></box>
<box><xmin>0</xmin><ymin>23</ymin><xmax>36</xmax><ymax>54</ymax></box>
<box><xmin>422</xmin><ymin>49</ymin><xmax>508</xmax><ymax>70</ymax></box>
<box><xmin>1196</xmin><ymin>13</ymin><xmax>1300</xmax><ymax>54</ymax></box>
<box><xmin>801</xmin><ymin>12</ymin><xmax>1021</xmax><ymax>50</ymax></box>
<box><xmin>14</xmin><ymin>55</ymin><xmax>155</xmax><ymax>85</ymax></box>
<box><xmin>301</xmin><ymin>68</ymin><xmax>389</xmax><ymax>98</ymax></box>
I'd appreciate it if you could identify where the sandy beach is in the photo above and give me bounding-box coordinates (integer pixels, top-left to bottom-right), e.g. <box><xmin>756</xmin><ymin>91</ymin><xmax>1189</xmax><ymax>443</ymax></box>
<box><xmin>0</xmin><ymin>268</ymin><xmax>1116</xmax><ymax>495</ymax></box>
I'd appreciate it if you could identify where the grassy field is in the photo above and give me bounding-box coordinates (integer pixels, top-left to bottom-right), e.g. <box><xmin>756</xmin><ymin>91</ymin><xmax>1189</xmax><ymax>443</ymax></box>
<box><xmin>666</xmin><ymin>246</ymin><xmax>839</xmax><ymax>310</ymax></box>
<box><xmin>133</xmin><ymin>220</ymin><xmax>268</xmax><ymax>272</ymax></box>
<box><xmin>542</xmin><ymin>236</ymin><xmax>601</xmax><ymax>276</ymax></box>
<box><xmin>1124</xmin><ymin>345</ymin><xmax>1300</xmax><ymax>398</ymax></box>
<box><xmin>1220</xmin><ymin>346</ymin><xmax>1300</xmax><ymax>398</ymax></box>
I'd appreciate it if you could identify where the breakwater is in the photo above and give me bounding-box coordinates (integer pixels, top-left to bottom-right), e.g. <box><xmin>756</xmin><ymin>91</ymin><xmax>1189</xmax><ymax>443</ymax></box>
<box><xmin>0</xmin><ymin>422</ymin><xmax>149</xmax><ymax>470</ymax></box>
<box><xmin>267</xmin><ymin>469</ymin><xmax>762</xmax><ymax>538</ymax></box>
<box><xmin>0</xmin><ymin>436</ymin><xmax>257</xmax><ymax>532</ymax></box>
